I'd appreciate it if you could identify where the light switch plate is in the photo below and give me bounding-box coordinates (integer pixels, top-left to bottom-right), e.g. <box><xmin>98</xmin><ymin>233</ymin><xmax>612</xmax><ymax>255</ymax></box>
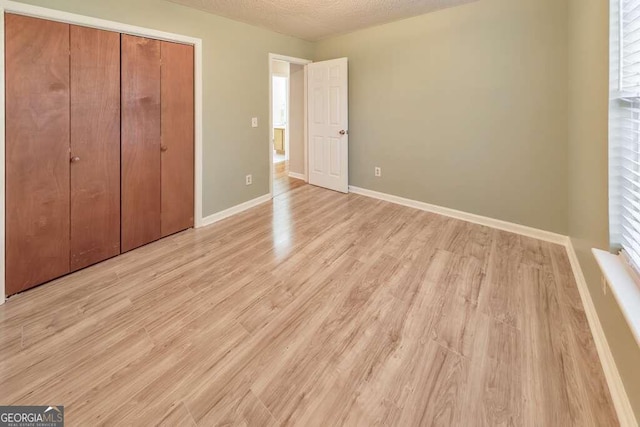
<box><xmin>251</xmin><ymin>117</ymin><xmax>258</xmax><ymax>128</ymax></box>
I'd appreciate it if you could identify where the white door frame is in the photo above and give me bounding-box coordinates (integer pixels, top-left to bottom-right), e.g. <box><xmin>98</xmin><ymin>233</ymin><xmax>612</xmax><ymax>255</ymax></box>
<box><xmin>268</xmin><ymin>53</ymin><xmax>312</xmax><ymax>197</ymax></box>
<box><xmin>0</xmin><ymin>0</ymin><xmax>204</xmax><ymax>303</ymax></box>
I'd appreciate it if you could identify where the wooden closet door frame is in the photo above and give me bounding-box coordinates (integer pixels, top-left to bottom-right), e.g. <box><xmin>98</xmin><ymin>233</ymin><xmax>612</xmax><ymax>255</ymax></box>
<box><xmin>0</xmin><ymin>1</ymin><xmax>203</xmax><ymax>302</ymax></box>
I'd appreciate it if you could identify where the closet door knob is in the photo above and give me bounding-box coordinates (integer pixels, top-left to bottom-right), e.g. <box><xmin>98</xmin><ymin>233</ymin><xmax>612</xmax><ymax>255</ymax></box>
<box><xmin>70</xmin><ymin>156</ymin><xmax>80</xmax><ymax>163</ymax></box>
<box><xmin>161</xmin><ymin>145</ymin><xmax>168</xmax><ymax>152</ymax></box>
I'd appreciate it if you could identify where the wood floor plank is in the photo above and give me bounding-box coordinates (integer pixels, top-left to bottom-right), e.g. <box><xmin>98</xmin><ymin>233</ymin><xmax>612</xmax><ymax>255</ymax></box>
<box><xmin>79</xmin><ymin>321</ymin><xmax>250</xmax><ymax>425</ymax></box>
<box><xmin>462</xmin><ymin>313</ymin><xmax>523</xmax><ymax>426</ymax></box>
<box><xmin>519</xmin><ymin>264</ymin><xmax>588</xmax><ymax>426</ymax></box>
<box><xmin>156</xmin><ymin>401</ymin><xmax>198</xmax><ymax>427</ymax></box>
<box><xmin>252</xmin><ymin>253</ymin><xmax>404</xmax><ymax>424</ymax></box>
<box><xmin>11</xmin><ymin>328</ymin><xmax>155</xmax><ymax>408</ymax></box>
<box><xmin>0</xmin><ymin>184</ymin><xmax>618</xmax><ymax>426</ymax></box>
<box><xmin>184</xmin><ymin>253</ymin><xmax>367</xmax><ymax>423</ymax></box>
<box><xmin>205</xmin><ymin>388</ymin><xmax>279</xmax><ymax>427</ymax></box>
<box><xmin>479</xmin><ymin>229</ymin><xmax>524</xmax><ymax>330</ymax></box>
<box><xmin>274</xmin><ymin>161</ymin><xmax>306</xmax><ymax>197</ymax></box>
<box><xmin>396</xmin><ymin>343</ymin><xmax>468</xmax><ymax>427</ymax></box>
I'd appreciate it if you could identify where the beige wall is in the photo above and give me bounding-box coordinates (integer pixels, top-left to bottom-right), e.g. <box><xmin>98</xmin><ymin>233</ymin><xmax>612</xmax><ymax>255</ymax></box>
<box><xmin>12</xmin><ymin>0</ymin><xmax>314</xmax><ymax>218</ymax></box>
<box><xmin>314</xmin><ymin>0</ymin><xmax>569</xmax><ymax>234</ymax></box>
<box><xmin>567</xmin><ymin>0</ymin><xmax>640</xmax><ymax>419</ymax></box>
<box><xmin>289</xmin><ymin>64</ymin><xmax>305</xmax><ymax>175</ymax></box>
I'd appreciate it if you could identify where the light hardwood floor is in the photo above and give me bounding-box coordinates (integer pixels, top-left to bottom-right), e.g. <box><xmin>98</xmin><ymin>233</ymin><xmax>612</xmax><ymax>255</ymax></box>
<box><xmin>0</xmin><ymin>184</ymin><xmax>618</xmax><ymax>426</ymax></box>
<box><xmin>274</xmin><ymin>160</ymin><xmax>305</xmax><ymax>197</ymax></box>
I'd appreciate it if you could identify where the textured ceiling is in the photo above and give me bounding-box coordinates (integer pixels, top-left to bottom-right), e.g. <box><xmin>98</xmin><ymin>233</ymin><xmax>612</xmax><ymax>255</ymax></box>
<box><xmin>166</xmin><ymin>0</ymin><xmax>477</xmax><ymax>41</ymax></box>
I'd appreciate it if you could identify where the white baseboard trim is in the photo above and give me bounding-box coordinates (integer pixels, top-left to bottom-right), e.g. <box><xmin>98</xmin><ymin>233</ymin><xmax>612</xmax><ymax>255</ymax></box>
<box><xmin>199</xmin><ymin>194</ymin><xmax>271</xmax><ymax>228</ymax></box>
<box><xmin>288</xmin><ymin>171</ymin><xmax>306</xmax><ymax>181</ymax></box>
<box><xmin>565</xmin><ymin>241</ymin><xmax>638</xmax><ymax>427</ymax></box>
<box><xmin>348</xmin><ymin>186</ymin><xmax>567</xmax><ymax>245</ymax></box>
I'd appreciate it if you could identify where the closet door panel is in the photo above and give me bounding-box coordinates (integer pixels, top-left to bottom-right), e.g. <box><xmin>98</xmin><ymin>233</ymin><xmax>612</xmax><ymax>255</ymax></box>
<box><xmin>70</xmin><ymin>25</ymin><xmax>121</xmax><ymax>271</ymax></box>
<box><xmin>5</xmin><ymin>14</ymin><xmax>70</xmax><ymax>295</ymax></box>
<box><xmin>121</xmin><ymin>35</ymin><xmax>162</xmax><ymax>252</ymax></box>
<box><xmin>161</xmin><ymin>41</ymin><xmax>194</xmax><ymax>237</ymax></box>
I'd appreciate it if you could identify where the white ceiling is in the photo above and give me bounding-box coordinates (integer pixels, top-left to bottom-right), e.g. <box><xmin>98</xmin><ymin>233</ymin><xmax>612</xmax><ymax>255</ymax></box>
<box><xmin>166</xmin><ymin>0</ymin><xmax>477</xmax><ymax>41</ymax></box>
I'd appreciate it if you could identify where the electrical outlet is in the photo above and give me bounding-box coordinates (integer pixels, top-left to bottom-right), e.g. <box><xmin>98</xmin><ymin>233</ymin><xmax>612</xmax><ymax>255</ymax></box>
<box><xmin>245</xmin><ymin>174</ymin><xmax>253</xmax><ymax>185</ymax></box>
<box><xmin>251</xmin><ymin>117</ymin><xmax>258</xmax><ymax>128</ymax></box>
<box><xmin>374</xmin><ymin>167</ymin><xmax>382</xmax><ymax>177</ymax></box>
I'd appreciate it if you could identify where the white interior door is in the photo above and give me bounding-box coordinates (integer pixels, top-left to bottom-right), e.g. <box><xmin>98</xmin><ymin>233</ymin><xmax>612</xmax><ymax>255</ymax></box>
<box><xmin>307</xmin><ymin>58</ymin><xmax>348</xmax><ymax>193</ymax></box>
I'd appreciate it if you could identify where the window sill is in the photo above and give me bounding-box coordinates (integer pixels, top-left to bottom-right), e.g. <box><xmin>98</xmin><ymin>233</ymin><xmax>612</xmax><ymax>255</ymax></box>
<box><xmin>592</xmin><ymin>249</ymin><xmax>640</xmax><ymax>348</ymax></box>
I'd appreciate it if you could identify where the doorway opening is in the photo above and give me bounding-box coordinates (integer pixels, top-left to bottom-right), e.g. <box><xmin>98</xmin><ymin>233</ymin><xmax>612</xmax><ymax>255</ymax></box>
<box><xmin>272</xmin><ymin>72</ymin><xmax>287</xmax><ymax>164</ymax></box>
<box><xmin>269</xmin><ymin>54</ymin><xmax>312</xmax><ymax>198</ymax></box>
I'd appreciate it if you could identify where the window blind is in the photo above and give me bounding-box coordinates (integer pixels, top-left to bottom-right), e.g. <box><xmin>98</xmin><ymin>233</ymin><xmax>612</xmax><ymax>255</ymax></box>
<box><xmin>611</xmin><ymin>0</ymin><xmax>640</xmax><ymax>273</ymax></box>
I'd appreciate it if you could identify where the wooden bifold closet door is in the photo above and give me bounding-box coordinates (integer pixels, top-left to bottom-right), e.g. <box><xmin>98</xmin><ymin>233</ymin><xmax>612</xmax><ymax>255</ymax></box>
<box><xmin>70</xmin><ymin>25</ymin><xmax>121</xmax><ymax>271</ymax></box>
<box><xmin>161</xmin><ymin>41</ymin><xmax>195</xmax><ymax>237</ymax></box>
<box><xmin>121</xmin><ymin>35</ymin><xmax>162</xmax><ymax>253</ymax></box>
<box><xmin>121</xmin><ymin>35</ymin><xmax>194</xmax><ymax>251</ymax></box>
<box><xmin>5</xmin><ymin>15</ymin><xmax>121</xmax><ymax>294</ymax></box>
<box><xmin>5</xmin><ymin>15</ymin><xmax>71</xmax><ymax>295</ymax></box>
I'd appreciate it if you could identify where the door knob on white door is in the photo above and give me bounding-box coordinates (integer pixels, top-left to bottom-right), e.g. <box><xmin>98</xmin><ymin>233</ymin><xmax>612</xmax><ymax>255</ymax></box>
<box><xmin>339</xmin><ymin>130</ymin><xmax>348</xmax><ymax>135</ymax></box>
